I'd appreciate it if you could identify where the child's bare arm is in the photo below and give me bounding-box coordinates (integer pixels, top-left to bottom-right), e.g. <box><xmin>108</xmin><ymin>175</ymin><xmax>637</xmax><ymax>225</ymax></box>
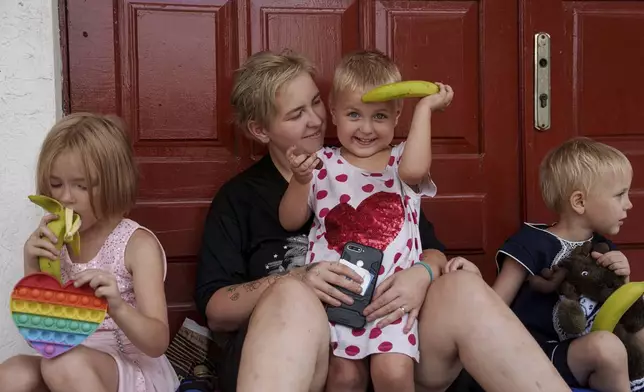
<box><xmin>492</xmin><ymin>256</ymin><xmax>528</xmax><ymax>305</ymax></box>
<box><xmin>111</xmin><ymin>230</ymin><xmax>171</xmax><ymax>357</ymax></box>
<box><xmin>279</xmin><ymin>146</ymin><xmax>320</xmax><ymax>231</ymax></box>
<box><xmin>398</xmin><ymin>83</ymin><xmax>454</xmax><ymax>185</ymax></box>
<box><xmin>279</xmin><ymin>180</ymin><xmax>313</xmax><ymax>231</ymax></box>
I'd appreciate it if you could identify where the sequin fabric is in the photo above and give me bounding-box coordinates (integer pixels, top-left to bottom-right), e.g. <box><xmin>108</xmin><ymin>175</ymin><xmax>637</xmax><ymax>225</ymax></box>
<box><xmin>324</xmin><ymin>192</ymin><xmax>405</xmax><ymax>254</ymax></box>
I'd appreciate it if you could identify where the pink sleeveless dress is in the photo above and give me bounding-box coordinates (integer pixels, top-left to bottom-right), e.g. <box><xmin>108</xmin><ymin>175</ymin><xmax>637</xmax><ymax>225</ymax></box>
<box><xmin>60</xmin><ymin>219</ymin><xmax>179</xmax><ymax>392</ymax></box>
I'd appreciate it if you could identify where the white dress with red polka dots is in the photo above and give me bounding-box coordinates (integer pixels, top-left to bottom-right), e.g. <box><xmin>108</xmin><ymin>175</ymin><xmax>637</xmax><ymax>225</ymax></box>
<box><xmin>306</xmin><ymin>142</ymin><xmax>436</xmax><ymax>361</ymax></box>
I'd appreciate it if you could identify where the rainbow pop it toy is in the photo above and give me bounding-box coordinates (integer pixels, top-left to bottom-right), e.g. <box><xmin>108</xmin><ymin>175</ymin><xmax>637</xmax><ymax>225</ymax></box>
<box><xmin>10</xmin><ymin>273</ymin><xmax>107</xmax><ymax>358</ymax></box>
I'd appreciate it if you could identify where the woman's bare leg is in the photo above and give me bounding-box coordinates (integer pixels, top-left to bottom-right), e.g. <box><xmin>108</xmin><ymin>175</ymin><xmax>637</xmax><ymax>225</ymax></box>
<box><xmin>237</xmin><ymin>277</ymin><xmax>330</xmax><ymax>392</ymax></box>
<box><xmin>414</xmin><ymin>270</ymin><xmax>570</xmax><ymax>392</ymax></box>
<box><xmin>0</xmin><ymin>355</ymin><xmax>48</xmax><ymax>391</ymax></box>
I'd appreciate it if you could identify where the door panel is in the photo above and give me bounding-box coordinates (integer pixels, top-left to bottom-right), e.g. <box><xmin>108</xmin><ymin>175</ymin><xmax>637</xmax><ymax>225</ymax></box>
<box><xmin>522</xmin><ymin>0</ymin><xmax>644</xmax><ymax>279</ymax></box>
<box><xmin>65</xmin><ymin>0</ymin><xmax>242</xmax><ymax>332</ymax></box>
<box><xmin>368</xmin><ymin>1</ymin><xmax>520</xmax><ymax>280</ymax></box>
<box><xmin>62</xmin><ymin>0</ymin><xmax>520</xmax><ymax>337</ymax></box>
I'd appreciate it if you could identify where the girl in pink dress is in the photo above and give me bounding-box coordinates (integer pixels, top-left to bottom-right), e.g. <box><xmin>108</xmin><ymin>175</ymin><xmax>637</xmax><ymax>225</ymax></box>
<box><xmin>279</xmin><ymin>50</ymin><xmax>454</xmax><ymax>391</ymax></box>
<box><xmin>0</xmin><ymin>113</ymin><xmax>179</xmax><ymax>392</ymax></box>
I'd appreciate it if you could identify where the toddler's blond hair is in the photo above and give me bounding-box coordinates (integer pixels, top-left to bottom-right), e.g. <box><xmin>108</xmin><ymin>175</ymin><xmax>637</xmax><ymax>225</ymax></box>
<box><xmin>331</xmin><ymin>50</ymin><xmax>401</xmax><ymax>102</ymax></box>
<box><xmin>540</xmin><ymin>137</ymin><xmax>631</xmax><ymax>212</ymax></box>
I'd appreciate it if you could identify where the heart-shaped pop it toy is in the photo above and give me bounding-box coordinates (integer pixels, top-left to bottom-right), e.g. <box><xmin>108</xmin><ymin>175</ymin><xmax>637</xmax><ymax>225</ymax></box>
<box><xmin>10</xmin><ymin>273</ymin><xmax>108</xmax><ymax>358</ymax></box>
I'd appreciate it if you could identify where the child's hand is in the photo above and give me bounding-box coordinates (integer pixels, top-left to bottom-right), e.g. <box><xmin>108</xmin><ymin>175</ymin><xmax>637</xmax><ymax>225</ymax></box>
<box><xmin>443</xmin><ymin>256</ymin><xmax>481</xmax><ymax>277</ymax></box>
<box><xmin>287</xmin><ymin>145</ymin><xmax>322</xmax><ymax>184</ymax></box>
<box><xmin>418</xmin><ymin>82</ymin><xmax>454</xmax><ymax>112</ymax></box>
<box><xmin>72</xmin><ymin>269</ymin><xmax>124</xmax><ymax>312</ymax></box>
<box><xmin>528</xmin><ymin>266</ymin><xmax>567</xmax><ymax>293</ymax></box>
<box><xmin>592</xmin><ymin>250</ymin><xmax>630</xmax><ymax>277</ymax></box>
<box><xmin>23</xmin><ymin>214</ymin><xmax>60</xmax><ymax>268</ymax></box>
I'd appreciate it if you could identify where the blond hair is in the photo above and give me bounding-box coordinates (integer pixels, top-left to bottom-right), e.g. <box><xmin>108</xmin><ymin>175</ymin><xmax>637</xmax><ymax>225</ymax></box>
<box><xmin>331</xmin><ymin>50</ymin><xmax>401</xmax><ymax>101</ymax></box>
<box><xmin>230</xmin><ymin>49</ymin><xmax>316</xmax><ymax>131</ymax></box>
<box><xmin>36</xmin><ymin>112</ymin><xmax>138</xmax><ymax>218</ymax></box>
<box><xmin>540</xmin><ymin>137</ymin><xmax>632</xmax><ymax>212</ymax></box>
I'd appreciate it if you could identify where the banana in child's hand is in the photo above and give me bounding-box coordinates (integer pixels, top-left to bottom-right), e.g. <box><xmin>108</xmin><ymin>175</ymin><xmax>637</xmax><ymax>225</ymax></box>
<box><xmin>362</xmin><ymin>81</ymin><xmax>440</xmax><ymax>102</ymax></box>
<box><xmin>592</xmin><ymin>282</ymin><xmax>644</xmax><ymax>332</ymax></box>
<box><xmin>28</xmin><ymin>195</ymin><xmax>81</xmax><ymax>282</ymax></box>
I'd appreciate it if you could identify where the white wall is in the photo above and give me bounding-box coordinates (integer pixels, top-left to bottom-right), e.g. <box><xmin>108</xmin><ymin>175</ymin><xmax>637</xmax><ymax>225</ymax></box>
<box><xmin>0</xmin><ymin>0</ymin><xmax>61</xmax><ymax>360</ymax></box>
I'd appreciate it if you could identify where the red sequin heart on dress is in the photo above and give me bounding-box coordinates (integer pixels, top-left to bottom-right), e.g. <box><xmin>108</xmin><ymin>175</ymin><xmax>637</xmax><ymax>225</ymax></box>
<box><xmin>324</xmin><ymin>192</ymin><xmax>404</xmax><ymax>254</ymax></box>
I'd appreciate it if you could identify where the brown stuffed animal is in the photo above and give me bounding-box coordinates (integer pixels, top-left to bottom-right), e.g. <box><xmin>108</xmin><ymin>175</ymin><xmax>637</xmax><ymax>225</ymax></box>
<box><xmin>528</xmin><ymin>242</ymin><xmax>644</xmax><ymax>380</ymax></box>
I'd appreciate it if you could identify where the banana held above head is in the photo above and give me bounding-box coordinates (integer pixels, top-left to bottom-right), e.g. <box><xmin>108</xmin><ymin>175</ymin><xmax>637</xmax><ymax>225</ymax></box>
<box><xmin>361</xmin><ymin>81</ymin><xmax>440</xmax><ymax>103</ymax></box>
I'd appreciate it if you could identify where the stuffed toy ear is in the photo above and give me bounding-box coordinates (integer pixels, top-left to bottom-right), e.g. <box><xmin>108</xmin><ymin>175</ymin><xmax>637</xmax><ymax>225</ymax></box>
<box><xmin>593</xmin><ymin>242</ymin><xmax>610</xmax><ymax>255</ymax></box>
<box><xmin>580</xmin><ymin>241</ymin><xmax>593</xmax><ymax>255</ymax></box>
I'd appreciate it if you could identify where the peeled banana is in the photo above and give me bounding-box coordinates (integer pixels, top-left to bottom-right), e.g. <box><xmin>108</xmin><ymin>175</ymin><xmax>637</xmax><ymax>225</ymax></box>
<box><xmin>362</xmin><ymin>81</ymin><xmax>440</xmax><ymax>103</ymax></box>
<box><xmin>28</xmin><ymin>195</ymin><xmax>81</xmax><ymax>282</ymax></box>
<box><xmin>591</xmin><ymin>282</ymin><xmax>644</xmax><ymax>332</ymax></box>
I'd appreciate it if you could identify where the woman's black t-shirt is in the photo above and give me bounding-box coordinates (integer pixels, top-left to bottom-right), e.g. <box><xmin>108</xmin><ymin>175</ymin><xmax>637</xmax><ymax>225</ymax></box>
<box><xmin>194</xmin><ymin>154</ymin><xmax>445</xmax><ymax>318</ymax></box>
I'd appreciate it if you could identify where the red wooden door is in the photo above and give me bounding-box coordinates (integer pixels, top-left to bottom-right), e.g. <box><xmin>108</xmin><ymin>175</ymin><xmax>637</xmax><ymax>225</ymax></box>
<box><xmin>61</xmin><ymin>0</ymin><xmax>520</xmax><ymax>335</ymax></box>
<box><xmin>521</xmin><ymin>0</ymin><xmax>644</xmax><ymax>280</ymax></box>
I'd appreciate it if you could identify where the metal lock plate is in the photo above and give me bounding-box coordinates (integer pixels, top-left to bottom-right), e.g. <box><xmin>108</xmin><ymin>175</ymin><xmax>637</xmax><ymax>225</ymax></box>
<box><xmin>534</xmin><ymin>33</ymin><xmax>551</xmax><ymax>131</ymax></box>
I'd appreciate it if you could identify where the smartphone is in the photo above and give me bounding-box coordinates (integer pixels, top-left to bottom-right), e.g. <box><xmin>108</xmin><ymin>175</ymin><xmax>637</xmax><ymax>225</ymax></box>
<box><xmin>326</xmin><ymin>242</ymin><xmax>384</xmax><ymax>329</ymax></box>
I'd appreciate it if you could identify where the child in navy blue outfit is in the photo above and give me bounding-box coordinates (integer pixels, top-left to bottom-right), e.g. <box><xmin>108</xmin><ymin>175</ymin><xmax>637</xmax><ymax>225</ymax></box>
<box><xmin>493</xmin><ymin>137</ymin><xmax>638</xmax><ymax>392</ymax></box>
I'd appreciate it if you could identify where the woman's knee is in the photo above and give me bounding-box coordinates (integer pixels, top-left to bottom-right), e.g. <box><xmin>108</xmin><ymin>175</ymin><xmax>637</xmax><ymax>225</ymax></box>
<box><xmin>247</xmin><ymin>276</ymin><xmax>330</xmax><ymax>350</ymax></box>
<box><xmin>421</xmin><ymin>270</ymin><xmax>493</xmax><ymax>322</ymax></box>
<box><xmin>254</xmin><ymin>276</ymin><xmax>326</xmax><ymax>321</ymax></box>
<box><xmin>0</xmin><ymin>355</ymin><xmax>44</xmax><ymax>391</ymax></box>
<box><xmin>430</xmin><ymin>270</ymin><xmax>489</xmax><ymax>300</ymax></box>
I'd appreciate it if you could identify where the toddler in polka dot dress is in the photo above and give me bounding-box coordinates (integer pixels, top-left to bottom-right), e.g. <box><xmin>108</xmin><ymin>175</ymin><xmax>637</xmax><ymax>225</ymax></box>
<box><xmin>278</xmin><ymin>50</ymin><xmax>454</xmax><ymax>391</ymax></box>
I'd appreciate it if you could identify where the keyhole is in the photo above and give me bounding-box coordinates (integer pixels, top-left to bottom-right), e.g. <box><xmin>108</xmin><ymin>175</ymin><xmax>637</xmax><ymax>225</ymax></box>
<box><xmin>539</xmin><ymin>93</ymin><xmax>548</xmax><ymax>108</ymax></box>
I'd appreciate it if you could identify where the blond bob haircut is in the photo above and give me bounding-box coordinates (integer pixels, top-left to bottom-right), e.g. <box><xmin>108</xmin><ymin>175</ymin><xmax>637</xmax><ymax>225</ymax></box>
<box><xmin>36</xmin><ymin>112</ymin><xmax>138</xmax><ymax>218</ymax></box>
<box><xmin>230</xmin><ymin>49</ymin><xmax>316</xmax><ymax>132</ymax></box>
<box><xmin>540</xmin><ymin>137</ymin><xmax>632</xmax><ymax>212</ymax></box>
<box><xmin>331</xmin><ymin>49</ymin><xmax>401</xmax><ymax>101</ymax></box>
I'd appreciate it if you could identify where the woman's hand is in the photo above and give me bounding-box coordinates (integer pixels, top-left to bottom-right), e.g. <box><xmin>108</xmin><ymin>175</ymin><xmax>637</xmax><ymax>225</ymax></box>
<box><xmin>23</xmin><ymin>214</ymin><xmax>60</xmax><ymax>268</ymax></box>
<box><xmin>298</xmin><ymin>261</ymin><xmax>364</xmax><ymax>307</ymax></box>
<box><xmin>363</xmin><ymin>264</ymin><xmax>431</xmax><ymax>333</ymax></box>
<box><xmin>72</xmin><ymin>269</ymin><xmax>124</xmax><ymax>313</ymax></box>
